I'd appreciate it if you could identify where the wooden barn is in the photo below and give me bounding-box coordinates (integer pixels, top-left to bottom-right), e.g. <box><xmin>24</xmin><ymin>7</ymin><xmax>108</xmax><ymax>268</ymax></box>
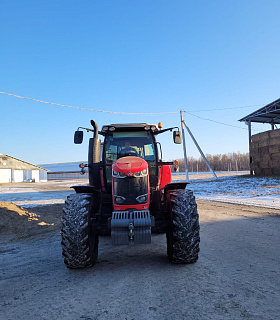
<box><xmin>0</xmin><ymin>154</ymin><xmax>48</xmax><ymax>183</ymax></box>
<box><xmin>240</xmin><ymin>98</ymin><xmax>280</xmax><ymax>176</ymax></box>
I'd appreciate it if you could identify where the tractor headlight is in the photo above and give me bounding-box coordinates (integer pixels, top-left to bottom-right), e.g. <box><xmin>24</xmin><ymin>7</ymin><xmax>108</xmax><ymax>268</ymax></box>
<box><xmin>113</xmin><ymin>170</ymin><xmax>127</xmax><ymax>178</ymax></box>
<box><xmin>134</xmin><ymin>169</ymin><xmax>148</xmax><ymax>177</ymax></box>
<box><xmin>114</xmin><ymin>196</ymin><xmax>126</xmax><ymax>203</ymax></box>
<box><xmin>136</xmin><ymin>194</ymin><xmax>148</xmax><ymax>203</ymax></box>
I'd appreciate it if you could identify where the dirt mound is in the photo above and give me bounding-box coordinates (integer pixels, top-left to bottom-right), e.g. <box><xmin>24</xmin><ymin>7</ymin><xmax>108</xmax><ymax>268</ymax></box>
<box><xmin>0</xmin><ymin>201</ymin><xmax>63</xmax><ymax>242</ymax></box>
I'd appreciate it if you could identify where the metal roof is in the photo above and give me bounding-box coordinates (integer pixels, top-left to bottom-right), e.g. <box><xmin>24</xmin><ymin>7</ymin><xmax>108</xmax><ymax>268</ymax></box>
<box><xmin>239</xmin><ymin>98</ymin><xmax>280</xmax><ymax>124</ymax></box>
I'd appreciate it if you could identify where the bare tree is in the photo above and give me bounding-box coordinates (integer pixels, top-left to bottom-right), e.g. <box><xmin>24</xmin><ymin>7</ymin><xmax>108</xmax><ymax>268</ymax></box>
<box><xmin>173</xmin><ymin>152</ymin><xmax>249</xmax><ymax>173</ymax></box>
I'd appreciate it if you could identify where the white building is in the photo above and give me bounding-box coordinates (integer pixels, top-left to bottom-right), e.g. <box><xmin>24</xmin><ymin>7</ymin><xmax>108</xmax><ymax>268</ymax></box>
<box><xmin>0</xmin><ymin>154</ymin><xmax>48</xmax><ymax>183</ymax></box>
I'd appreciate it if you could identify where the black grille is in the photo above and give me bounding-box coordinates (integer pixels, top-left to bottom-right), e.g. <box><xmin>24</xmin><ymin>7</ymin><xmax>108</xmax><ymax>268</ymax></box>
<box><xmin>113</xmin><ymin>176</ymin><xmax>148</xmax><ymax>205</ymax></box>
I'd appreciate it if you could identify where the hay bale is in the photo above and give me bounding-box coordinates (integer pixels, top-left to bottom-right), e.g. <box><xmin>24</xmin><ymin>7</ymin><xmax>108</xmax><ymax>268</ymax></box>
<box><xmin>269</xmin><ymin>129</ymin><xmax>280</xmax><ymax>138</ymax></box>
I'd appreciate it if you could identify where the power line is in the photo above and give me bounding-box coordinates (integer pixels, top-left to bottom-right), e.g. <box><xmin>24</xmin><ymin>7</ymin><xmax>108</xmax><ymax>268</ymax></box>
<box><xmin>0</xmin><ymin>90</ymin><xmax>263</xmax><ymax>132</ymax></box>
<box><xmin>0</xmin><ymin>91</ymin><xmax>178</xmax><ymax>115</ymax></box>
<box><xmin>0</xmin><ymin>91</ymin><xmax>265</xmax><ymax>114</ymax></box>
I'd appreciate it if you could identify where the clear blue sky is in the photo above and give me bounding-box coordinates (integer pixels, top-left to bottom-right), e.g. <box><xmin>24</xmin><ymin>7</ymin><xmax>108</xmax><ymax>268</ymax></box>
<box><xmin>1</xmin><ymin>0</ymin><xmax>280</xmax><ymax>165</ymax></box>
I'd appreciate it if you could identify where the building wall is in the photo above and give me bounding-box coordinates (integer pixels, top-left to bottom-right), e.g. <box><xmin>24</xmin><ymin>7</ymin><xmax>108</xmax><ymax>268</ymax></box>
<box><xmin>250</xmin><ymin>129</ymin><xmax>280</xmax><ymax>175</ymax></box>
<box><xmin>11</xmin><ymin>170</ymin><xmax>24</xmax><ymax>182</ymax></box>
<box><xmin>0</xmin><ymin>169</ymin><xmax>12</xmax><ymax>183</ymax></box>
<box><xmin>0</xmin><ymin>169</ymin><xmax>47</xmax><ymax>183</ymax></box>
<box><xmin>23</xmin><ymin>170</ymin><xmax>32</xmax><ymax>182</ymax></box>
<box><xmin>0</xmin><ymin>154</ymin><xmax>48</xmax><ymax>182</ymax></box>
<box><xmin>39</xmin><ymin>170</ymin><xmax>48</xmax><ymax>182</ymax></box>
<box><xmin>32</xmin><ymin>170</ymin><xmax>40</xmax><ymax>182</ymax></box>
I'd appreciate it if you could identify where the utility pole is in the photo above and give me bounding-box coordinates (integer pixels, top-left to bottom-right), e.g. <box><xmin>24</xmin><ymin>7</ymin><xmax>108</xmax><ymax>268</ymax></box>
<box><xmin>180</xmin><ymin>110</ymin><xmax>217</xmax><ymax>180</ymax></box>
<box><xmin>180</xmin><ymin>110</ymin><xmax>189</xmax><ymax>182</ymax></box>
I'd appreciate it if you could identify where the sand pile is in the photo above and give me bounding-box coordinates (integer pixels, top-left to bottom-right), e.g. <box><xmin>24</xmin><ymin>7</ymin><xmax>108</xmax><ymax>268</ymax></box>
<box><xmin>0</xmin><ymin>201</ymin><xmax>62</xmax><ymax>242</ymax></box>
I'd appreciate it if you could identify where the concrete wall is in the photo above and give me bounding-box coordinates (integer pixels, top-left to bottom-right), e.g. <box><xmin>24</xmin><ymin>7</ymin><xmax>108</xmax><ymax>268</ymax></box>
<box><xmin>250</xmin><ymin>129</ymin><xmax>280</xmax><ymax>175</ymax></box>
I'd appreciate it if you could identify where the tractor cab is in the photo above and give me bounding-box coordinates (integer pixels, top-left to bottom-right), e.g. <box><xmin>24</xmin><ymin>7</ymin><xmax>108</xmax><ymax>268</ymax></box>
<box><xmin>101</xmin><ymin>124</ymin><xmax>159</xmax><ymax>194</ymax></box>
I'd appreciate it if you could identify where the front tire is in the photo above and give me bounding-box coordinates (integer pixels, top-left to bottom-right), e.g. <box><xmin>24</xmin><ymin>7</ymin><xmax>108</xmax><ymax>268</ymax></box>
<box><xmin>166</xmin><ymin>189</ymin><xmax>200</xmax><ymax>263</ymax></box>
<box><xmin>61</xmin><ymin>193</ymin><xmax>98</xmax><ymax>268</ymax></box>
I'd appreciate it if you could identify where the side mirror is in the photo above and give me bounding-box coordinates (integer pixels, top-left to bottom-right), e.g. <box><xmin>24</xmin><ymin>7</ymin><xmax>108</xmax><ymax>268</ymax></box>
<box><xmin>173</xmin><ymin>131</ymin><xmax>182</xmax><ymax>144</ymax></box>
<box><xmin>74</xmin><ymin>130</ymin><xmax>83</xmax><ymax>144</ymax></box>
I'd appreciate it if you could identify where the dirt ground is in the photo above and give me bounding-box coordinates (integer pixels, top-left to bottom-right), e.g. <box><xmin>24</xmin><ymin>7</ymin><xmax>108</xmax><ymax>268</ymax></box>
<box><xmin>0</xmin><ymin>196</ymin><xmax>279</xmax><ymax>244</ymax></box>
<box><xmin>1</xmin><ymin>177</ymin><xmax>280</xmax><ymax>319</ymax></box>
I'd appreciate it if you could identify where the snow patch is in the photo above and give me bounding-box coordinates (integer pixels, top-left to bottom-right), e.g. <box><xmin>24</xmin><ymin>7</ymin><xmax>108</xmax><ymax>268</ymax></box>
<box><xmin>187</xmin><ymin>175</ymin><xmax>280</xmax><ymax>209</ymax></box>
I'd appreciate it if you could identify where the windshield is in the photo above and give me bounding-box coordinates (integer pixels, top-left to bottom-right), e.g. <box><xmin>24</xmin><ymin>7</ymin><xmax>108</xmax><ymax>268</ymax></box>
<box><xmin>103</xmin><ymin>131</ymin><xmax>157</xmax><ymax>191</ymax></box>
<box><xmin>105</xmin><ymin>132</ymin><xmax>155</xmax><ymax>162</ymax></box>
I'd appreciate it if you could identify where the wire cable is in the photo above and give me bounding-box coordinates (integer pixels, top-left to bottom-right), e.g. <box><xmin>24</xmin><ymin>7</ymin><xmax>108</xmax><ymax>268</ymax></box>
<box><xmin>0</xmin><ymin>91</ymin><xmax>263</xmax><ymax>132</ymax></box>
<box><xmin>0</xmin><ymin>91</ymin><xmax>178</xmax><ymax>115</ymax></box>
<box><xmin>0</xmin><ymin>91</ymin><xmax>265</xmax><ymax>114</ymax></box>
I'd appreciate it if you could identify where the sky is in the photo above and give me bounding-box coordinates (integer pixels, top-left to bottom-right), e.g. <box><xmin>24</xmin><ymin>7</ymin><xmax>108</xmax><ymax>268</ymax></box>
<box><xmin>1</xmin><ymin>0</ymin><xmax>280</xmax><ymax>165</ymax></box>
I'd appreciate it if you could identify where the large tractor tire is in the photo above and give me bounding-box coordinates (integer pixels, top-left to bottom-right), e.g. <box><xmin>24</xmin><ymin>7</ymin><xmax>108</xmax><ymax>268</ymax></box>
<box><xmin>61</xmin><ymin>193</ymin><xmax>98</xmax><ymax>268</ymax></box>
<box><xmin>166</xmin><ymin>189</ymin><xmax>200</xmax><ymax>264</ymax></box>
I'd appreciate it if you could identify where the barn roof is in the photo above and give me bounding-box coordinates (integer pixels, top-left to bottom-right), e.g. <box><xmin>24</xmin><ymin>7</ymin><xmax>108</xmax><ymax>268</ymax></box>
<box><xmin>0</xmin><ymin>154</ymin><xmax>49</xmax><ymax>171</ymax></box>
<box><xmin>239</xmin><ymin>98</ymin><xmax>280</xmax><ymax>124</ymax></box>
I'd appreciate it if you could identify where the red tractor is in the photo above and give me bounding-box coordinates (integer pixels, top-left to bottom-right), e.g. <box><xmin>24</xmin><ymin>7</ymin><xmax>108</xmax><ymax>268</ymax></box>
<box><xmin>61</xmin><ymin>121</ymin><xmax>200</xmax><ymax>268</ymax></box>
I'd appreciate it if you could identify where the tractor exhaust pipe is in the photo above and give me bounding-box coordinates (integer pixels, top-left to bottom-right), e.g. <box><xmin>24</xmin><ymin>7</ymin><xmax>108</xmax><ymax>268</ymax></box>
<box><xmin>91</xmin><ymin>120</ymin><xmax>99</xmax><ymax>139</ymax></box>
<box><xmin>88</xmin><ymin>120</ymin><xmax>101</xmax><ymax>188</ymax></box>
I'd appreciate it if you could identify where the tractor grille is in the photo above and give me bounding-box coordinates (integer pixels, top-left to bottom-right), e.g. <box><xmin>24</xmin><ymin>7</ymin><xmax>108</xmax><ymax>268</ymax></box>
<box><xmin>113</xmin><ymin>176</ymin><xmax>148</xmax><ymax>205</ymax></box>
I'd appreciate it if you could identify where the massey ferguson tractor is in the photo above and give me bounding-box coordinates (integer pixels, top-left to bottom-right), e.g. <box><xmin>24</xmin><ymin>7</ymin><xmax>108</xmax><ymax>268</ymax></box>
<box><xmin>61</xmin><ymin>120</ymin><xmax>200</xmax><ymax>268</ymax></box>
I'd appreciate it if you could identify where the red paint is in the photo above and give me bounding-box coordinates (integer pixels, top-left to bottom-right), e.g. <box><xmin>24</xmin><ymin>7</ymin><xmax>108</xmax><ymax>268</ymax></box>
<box><xmin>112</xmin><ymin>156</ymin><xmax>150</xmax><ymax>211</ymax></box>
<box><xmin>158</xmin><ymin>165</ymin><xmax>172</xmax><ymax>190</ymax></box>
<box><xmin>113</xmin><ymin>202</ymin><xmax>150</xmax><ymax>211</ymax></box>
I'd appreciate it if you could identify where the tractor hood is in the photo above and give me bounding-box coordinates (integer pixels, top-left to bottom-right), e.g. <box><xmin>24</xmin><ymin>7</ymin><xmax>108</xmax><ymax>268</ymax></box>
<box><xmin>112</xmin><ymin>156</ymin><xmax>148</xmax><ymax>177</ymax></box>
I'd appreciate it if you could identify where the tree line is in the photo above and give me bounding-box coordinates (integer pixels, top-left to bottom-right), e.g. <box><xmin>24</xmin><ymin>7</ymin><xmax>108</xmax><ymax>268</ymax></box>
<box><xmin>173</xmin><ymin>152</ymin><xmax>250</xmax><ymax>173</ymax></box>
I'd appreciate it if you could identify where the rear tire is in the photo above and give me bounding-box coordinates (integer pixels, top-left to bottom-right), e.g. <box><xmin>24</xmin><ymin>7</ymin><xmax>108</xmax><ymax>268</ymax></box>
<box><xmin>61</xmin><ymin>193</ymin><xmax>98</xmax><ymax>268</ymax></box>
<box><xmin>166</xmin><ymin>189</ymin><xmax>200</xmax><ymax>263</ymax></box>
